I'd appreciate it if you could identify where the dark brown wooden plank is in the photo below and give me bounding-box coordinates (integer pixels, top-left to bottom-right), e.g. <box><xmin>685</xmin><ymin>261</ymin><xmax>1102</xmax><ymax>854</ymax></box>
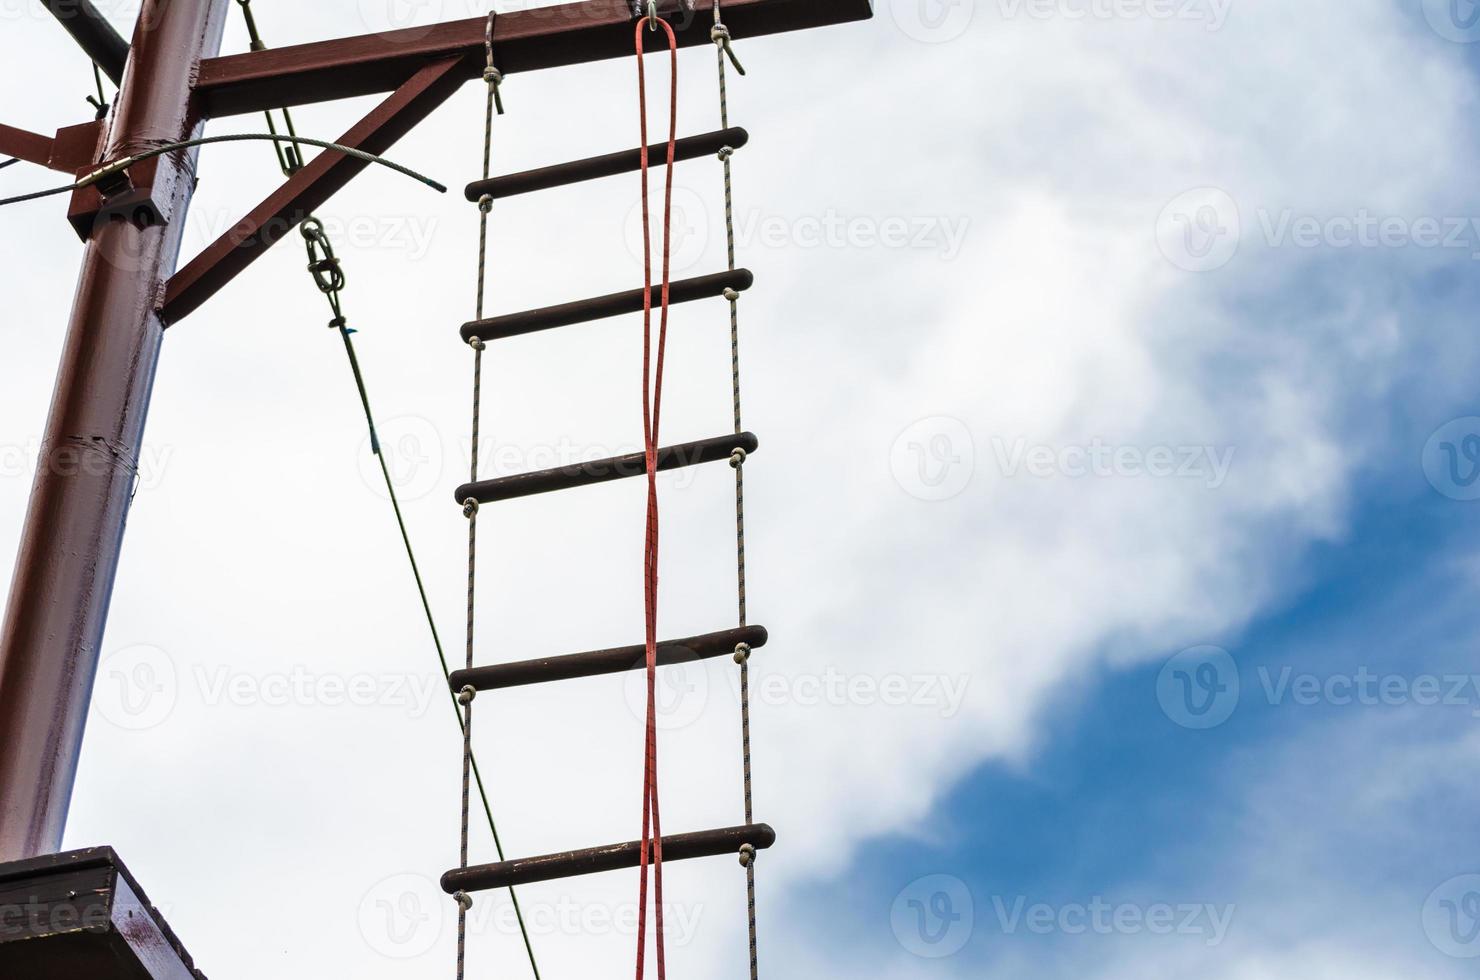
<box><xmin>442</xmin><ymin>824</ymin><xmax>776</xmax><ymax>892</ymax></box>
<box><xmin>465</xmin><ymin>127</ymin><xmax>749</xmax><ymax>201</ymax></box>
<box><xmin>455</xmin><ymin>431</ymin><xmax>757</xmax><ymax>504</ymax></box>
<box><xmin>451</xmin><ymin>625</ymin><xmax>768</xmax><ymax>691</ymax></box>
<box><xmin>461</xmin><ymin>269</ymin><xmax>753</xmax><ymax>343</ymax></box>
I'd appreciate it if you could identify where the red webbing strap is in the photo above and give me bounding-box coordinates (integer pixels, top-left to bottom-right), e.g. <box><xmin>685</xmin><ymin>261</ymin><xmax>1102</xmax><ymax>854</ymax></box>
<box><xmin>634</xmin><ymin>15</ymin><xmax>679</xmax><ymax>980</ymax></box>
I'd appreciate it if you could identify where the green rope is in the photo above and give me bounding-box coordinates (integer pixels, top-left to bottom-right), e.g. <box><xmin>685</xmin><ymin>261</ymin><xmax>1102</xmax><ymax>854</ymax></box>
<box><xmin>231</xmin><ymin>3</ymin><xmax>541</xmax><ymax>974</ymax></box>
<box><xmin>300</xmin><ymin>224</ymin><xmax>543</xmax><ymax>980</ymax></box>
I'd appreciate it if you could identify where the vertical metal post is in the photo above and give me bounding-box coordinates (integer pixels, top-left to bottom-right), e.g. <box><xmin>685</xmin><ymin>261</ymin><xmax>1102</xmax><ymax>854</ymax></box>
<box><xmin>0</xmin><ymin>0</ymin><xmax>230</xmax><ymax>861</ymax></box>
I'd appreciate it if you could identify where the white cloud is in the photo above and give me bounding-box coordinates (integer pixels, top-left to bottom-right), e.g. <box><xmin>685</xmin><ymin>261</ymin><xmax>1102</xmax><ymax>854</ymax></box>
<box><xmin>2</xmin><ymin>0</ymin><xmax>1478</xmax><ymax>977</ymax></box>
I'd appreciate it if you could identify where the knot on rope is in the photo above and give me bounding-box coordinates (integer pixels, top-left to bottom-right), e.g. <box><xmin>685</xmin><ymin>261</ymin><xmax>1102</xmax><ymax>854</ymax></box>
<box><xmin>733</xmin><ymin>643</ymin><xmax>751</xmax><ymax>665</ymax></box>
<box><xmin>723</xmin><ymin>287</ymin><xmax>740</xmax><ymax>302</ymax></box>
<box><xmin>718</xmin><ymin>145</ymin><xmax>735</xmax><ymax>162</ymax></box>
<box><xmin>457</xmin><ymin>685</ymin><xmax>478</xmax><ymax>706</ymax></box>
<box><xmin>462</xmin><ymin>497</ymin><xmax>480</xmax><ymax>518</ymax></box>
<box><xmin>478</xmin><ymin>193</ymin><xmax>494</xmax><ymax>214</ymax></box>
<box><xmin>468</xmin><ymin>336</ymin><xmax>486</xmax><ymax>352</ymax></box>
<box><xmin>730</xmin><ymin>447</ymin><xmax>747</xmax><ymax>469</ymax></box>
<box><xmin>738</xmin><ymin>844</ymin><xmax>756</xmax><ymax>868</ymax></box>
<box><xmin>711</xmin><ymin>21</ymin><xmax>747</xmax><ymax>75</ymax></box>
<box><xmin>454</xmin><ymin>891</ymin><xmax>474</xmax><ymax>911</ymax></box>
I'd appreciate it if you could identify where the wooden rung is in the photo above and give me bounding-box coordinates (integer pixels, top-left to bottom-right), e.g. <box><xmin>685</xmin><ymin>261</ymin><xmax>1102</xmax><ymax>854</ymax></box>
<box><xmin>441</xmin><ymin>824</ymin><xmax>776</xmax><ymax>893</ymax></box>
<box><xmin>460</xmin><ymin>269</ymin><xmax>753</xmax><ymax>343</ymax></box>
<box><xmin>464</xmin><ymin>128</ymin><xmax>749</xmax><ymax>202</ymax></box>
<box><xmin>450</xmin><ymin>625</ymin><xmax>768</xmax><ymax>692</ymax></box>
<box><xmin>454</xmin><ymin>431</ymin><xmax>757</xmax><ymax>505</ymax></box>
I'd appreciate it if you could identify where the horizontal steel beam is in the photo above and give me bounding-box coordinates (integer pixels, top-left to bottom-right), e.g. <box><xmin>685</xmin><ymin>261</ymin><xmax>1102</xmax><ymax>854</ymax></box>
<box><xmin>456</xmin><ymin>431</ymin><xmax>757</xmax><ymax>504</ymax></box>
<box><xmin>195</xmin><ymin>0</ymin><xmax>875</xmax><ymax>117</ymax></box>
<box><xmin>442</xmin><ymin>824</ymin><xmax>775</xmax><ymax>892</ymax></box>
<box><xmin>40</xmin><ymin>0</ymin><xmax>129</xmax><ymax>85</ymax></box>
<box><xmin>0</xmin><ymin>124</ymin><xmax>54</xmax><ymax>169</ymax></box>
<box><xmin>465</xmin><ymin>127</ymin><xmax>749</xmax><ymax>202</ymax></box>
<box><xmin>451</xmin><ymin>625</ymin><xmax>768</xmax><ymax>692</ymax></box>
<box><xmin>462</xmin><ymin>269</ymin><xmax>753</xmax><ymax>343</ymax></box>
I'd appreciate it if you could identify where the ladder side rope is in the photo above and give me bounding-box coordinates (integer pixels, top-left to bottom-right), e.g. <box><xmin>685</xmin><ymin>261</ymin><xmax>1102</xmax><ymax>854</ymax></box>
<box><xmin>227</xmin><ymin>4</ymin><xmax>537</xmax><ymax>977</ymax></box>
<box><xmin>459</xmin><ymin>12</ymin><xmax>537</xmax><ymax>980</ymax></box>
<box><xmin>712</xmin><ymin>4</ymin><xmax>762</xmax><ymax>977</ymax></box>
<box><xmin>634</xmin><ymin>14</ymin><xmax>680</xmax><ymax>980</ymax></box>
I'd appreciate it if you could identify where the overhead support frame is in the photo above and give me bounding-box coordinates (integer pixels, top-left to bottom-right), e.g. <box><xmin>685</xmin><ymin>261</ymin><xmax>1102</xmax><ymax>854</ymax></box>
<box><xmin>0</xmin><ymin>0</ymin><xmax>873</xmax><ymax>870</ymax></box>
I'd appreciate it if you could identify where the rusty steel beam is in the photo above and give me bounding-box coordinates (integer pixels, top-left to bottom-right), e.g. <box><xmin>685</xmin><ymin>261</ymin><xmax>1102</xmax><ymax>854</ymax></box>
<box><xmin>196</xmin><ymin>0</ymin><xmax>875</xmax><ymax>117</ymax></box>
<box><xmin>442</xmin><ymin>824</ymin><xmax>776</xmax><ymax>893</ymax></box>
<box><xmin>450</xmin><ymin>625</ymin><xmax>768</xmax><ymax>692</ymax></box>
<box><xmin>39</xmin><ymin>0</ymin><xmax>130</xmax><ymax>85</ymax></box>
<box><xmin>0</xmin><ymin>0</ymin><xmax>231</xmax><ymax>863</ymax></box>
<box><xmin>160</xmin><ymin>56</ymin><xmax>465</xmax><ymax>326</ymax></box>
<box><xmin>0</xmin><ymin>125</ymin><xmax>55</xmax><ymax>169</ymax></box>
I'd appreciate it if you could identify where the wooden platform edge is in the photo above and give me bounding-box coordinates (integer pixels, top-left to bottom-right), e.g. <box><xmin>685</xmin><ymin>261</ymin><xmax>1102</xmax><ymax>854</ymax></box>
<box><xmin>0</xmin><ymin>846</ymin><xmax>206</xmax><ymax>980</ymax></box>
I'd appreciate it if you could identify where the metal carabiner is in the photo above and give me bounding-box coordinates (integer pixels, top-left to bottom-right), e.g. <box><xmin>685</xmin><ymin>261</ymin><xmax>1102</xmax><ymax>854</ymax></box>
<box><xmin>648</xmin><ymin>0</ymin><xmax>659</xmax><ymax>31</ymax></box>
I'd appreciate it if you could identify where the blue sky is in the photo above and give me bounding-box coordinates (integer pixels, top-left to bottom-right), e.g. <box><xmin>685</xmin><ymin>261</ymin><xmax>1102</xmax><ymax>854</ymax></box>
<box><xmin>11</xmin><ymin>1</ymin><xmax>1480</xmax><ymax>978</ymax></box>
